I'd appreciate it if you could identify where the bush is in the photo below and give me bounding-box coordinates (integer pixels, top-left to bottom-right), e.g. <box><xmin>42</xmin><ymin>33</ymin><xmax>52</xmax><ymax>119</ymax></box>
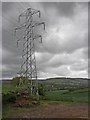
<box><xmin>38</xmin><ymin>84</ymin><xmax>45</xmax><ymax>96</ymax></box>
<box><xmin>2</xmin><ymin>92</ymin><xmax>16</xmax><ymax>104</ymax></box>
<box><xmin>12</xmin><ymin>77</ymin><xmax>31</xmax><ymax>87</ymax></box>
<box><xmin>12</xmin><ymin>77</ymin><xmax>20</xmax><ymax>86</ymax></box>
<box><xmin>68</xmin><ymin>88</ymin><xmax>76</xmax><ymax>92</ymax></box>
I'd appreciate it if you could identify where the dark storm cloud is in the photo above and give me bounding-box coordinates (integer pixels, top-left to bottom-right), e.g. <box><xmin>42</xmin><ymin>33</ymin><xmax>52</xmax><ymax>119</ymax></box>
<box><xmin>41</xmin><ymin>2</ymin><xmax>75</xmax><ymax>17</ymax></box>
<box><xmin>3</xmin><ymin>55</ymin><xmax>20</xmax><ymax>66</ymax></box>
<box><xmin>36</xmin><ymin>48</ymin><xmax>88</xmax><ymax>69</ymax></box>
<box><xmin>2</xmin><ymin>30</ymin><xmax>17</xmax><ymax>53</ymax></box>
<box><xmin>2</xmin><ymin>2</ymin><xmax>14</xmax><ymax>12</ymax></box>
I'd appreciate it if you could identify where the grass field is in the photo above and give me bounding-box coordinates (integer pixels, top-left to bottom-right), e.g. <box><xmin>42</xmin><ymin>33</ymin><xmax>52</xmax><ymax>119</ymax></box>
<box><xmin>2</xmin><ymin>82</ymin><xmax>89</xmax><ymax>102</ymax></box>
<box><xmin>2</xmin><ymin>83</ymin><xmax>16</xmax><ymax>94</ymax></box>
<box><xmin>45</xmin><ymin>88</ymin><xmax>88</xmax><ymax>102</ymax></box>
<box><xmin>2</xmin><ymin>83</ymin><xmax>26</xmax><ymax>94</ymax></box>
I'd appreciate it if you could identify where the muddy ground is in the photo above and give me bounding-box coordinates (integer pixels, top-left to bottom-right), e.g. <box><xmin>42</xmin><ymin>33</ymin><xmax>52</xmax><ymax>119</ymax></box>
<box><xmin>11</xmin><ymin>102</ymin><xmax>88</xmax><ymax>118</ymax></box>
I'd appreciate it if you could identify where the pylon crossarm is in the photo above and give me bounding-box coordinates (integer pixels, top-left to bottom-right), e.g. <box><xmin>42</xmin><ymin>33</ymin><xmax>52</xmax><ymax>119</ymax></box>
<box><xmin>18</xmin><ymin>8</ymin><xmax>41</xmax><ymax>22</ymax></box>
<box><xmin>32</xmin><ymin>22</ymin><xmax>45</xmax><ymax>30</ymax></box>
<box><xmin>15</xmin><ymin>33</ymin><xmax>25</xmax><ymax>40</ymax></box>
<box><xmin>31</xmin><ymin>10</ymin><xmax>40</xmax><ymax>17</ymax></box>
<box><xmin>15</xmin><ymin>24</ymin><xmax>26</xmax><ymax>31</ymax></box>
<box><xmin>18</xmin><ymin>14</ymin><xmax>27</xmax><ymax>22</ymax></box>
<box><xmin>14</xmin><ymin>28</ymin><xmax>25</xmax><ymax>41</ymax></box>
<box><xmin>14</xmin><ymin>29</ymin><xmax>26</xmax><ymax>47</ymax></box>
<box><xmin>16</xmin><ymin>37</ymin><xmax>25</xmax><ymax>47</ymax></box>
<box><xmin>33</xmin><ymin>35</ymin><xmax>42</xmax><ymax>43</ymax></box>
<box><xmin>18</xmin><ymin>8</ymin><xmax>29</xmax><ymax>22</ymax></box>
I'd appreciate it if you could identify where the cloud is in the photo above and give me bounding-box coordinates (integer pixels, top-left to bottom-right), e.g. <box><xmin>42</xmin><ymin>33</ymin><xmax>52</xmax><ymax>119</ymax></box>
<box><xmin>70</xmin><ymin>60</ymin><xmax>88</xmax><ymax>71</ymax></box>
<box><xmin>36</xmin><ymin>47</ymin><xmax>88</xmax><ymax>78</ymax></box>
<box><xmin>35</xmin><ymin>2</ymin><xmax>88</xmax><ymax>56</ymax></box>
<box><xmin>2</xmin><ymin>2</ymin><xmax>88</xmax><ymax>78</ymax></box>
<box><xmin>41</xmin><ymin>2</ymin><xmax>76</xmax><ymax>18</ymax></box>
<box><xmin>69</xmin><ymin>69</ymin><xmax>88</xmax><ymax>78</ymax></box>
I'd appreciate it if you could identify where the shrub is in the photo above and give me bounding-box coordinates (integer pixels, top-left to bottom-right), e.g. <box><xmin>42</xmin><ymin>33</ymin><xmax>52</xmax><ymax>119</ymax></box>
<box><xmin>12</xmin><ymin>77</ymin><xmax>31</xmax><ymax>87</ymax></box>
<box><xmin>38</xmin><ymin>84</ymin><xmax>45</xmax><ymax>96</ymax></box>
<box><xmin>2</xmin><ymin>92</ymin><xmax>16</xmax><ymax>104</ymax></box>
<box><xmin>68</xmin><ymin>88</ymin><xmax>76</xmax><ymax>92</ymax></box>
<box><xmin>12</xmin><ymin>77</ymin><xmax>20</xmax><ymax>86</ymax></box>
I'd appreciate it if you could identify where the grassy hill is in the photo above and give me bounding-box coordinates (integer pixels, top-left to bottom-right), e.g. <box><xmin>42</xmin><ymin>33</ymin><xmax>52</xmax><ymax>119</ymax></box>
<box><xmin>38</xmin><ymin>77</ymin><xmax>88</xmax><ymax>91</ymax></box>
<box><xmin>2</xmin><ymin>77</ymin><xmax>89</xmax><ymax>92</ymax></box>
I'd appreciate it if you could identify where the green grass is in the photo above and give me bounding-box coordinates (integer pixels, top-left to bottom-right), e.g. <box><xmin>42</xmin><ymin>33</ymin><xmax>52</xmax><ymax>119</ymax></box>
<box><xmin>45</xmin><ymin>88</ymin><xmax>88</xmax><ymax>102</ymax></box>
<box><xmin>2</xmin><ymin>105</ymin><xmax>12</xmax><ymax>118</ymax></box>
<box><xmin>2</xmin><ymin>83</ymin><xmax>25</xmax><ymax>94</ymax></box>
<box><xmin>2</xmin><ymin>105</ymin><xmax>30</xmax><ymax>118</ymax></box>
<box><xmin>2</xmin><ymin>84</ymin><xmax>89</xmax><ymax>118</ymax></box>
<box><xmin>0</xmin><ymin>84</ymin><xmax>2</xmax><ymax>93</ymax></box>
<box><xmin>2</xmin><ymin>84</ymin><xmax>15</xmax><ymax>94</ymax></box>
<box><xmin>2</xmin><ymin>83</ymin><xmax>89</xmax><ymax>103</ymax></box>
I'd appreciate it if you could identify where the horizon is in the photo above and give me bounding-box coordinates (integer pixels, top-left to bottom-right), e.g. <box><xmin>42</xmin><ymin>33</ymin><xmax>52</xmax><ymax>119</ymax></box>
<box><xmin>1</xmin><ymin>76</ymin><xmax>89</xmax><ymax>81</ymax></box>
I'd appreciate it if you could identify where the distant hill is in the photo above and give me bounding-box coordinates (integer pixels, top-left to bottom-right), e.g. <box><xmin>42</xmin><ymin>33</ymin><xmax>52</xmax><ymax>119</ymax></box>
<box><xmin>2</xmin><ymin>77</ymin><xmax>89</xmax><ymax>90</ymax></box>
<box><xmin>46</xmin><ymin>77</ymin><xmax>89</xmax><ymax>81</ymax></box>
<box><xmin>38</xmin><ymin>77</ymin><xmax>89</xmax><ymax>90</ymax></box>
<box><xmin>38</xmin><ymin>77</ymin><xmax>89</xmax><ymax>83</ymax></box>
<box><xmin>2</xmin><ymin>77</ymin><xmax>89</xmax><ymax>85</ymax></box>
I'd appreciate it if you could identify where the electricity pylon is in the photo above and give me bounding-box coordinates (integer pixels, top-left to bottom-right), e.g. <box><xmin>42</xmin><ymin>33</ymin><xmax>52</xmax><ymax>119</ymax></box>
<box><xmin>14</xmin><ymin>8</ymin><xmax>45</xmax><ymax>97</ymax></box>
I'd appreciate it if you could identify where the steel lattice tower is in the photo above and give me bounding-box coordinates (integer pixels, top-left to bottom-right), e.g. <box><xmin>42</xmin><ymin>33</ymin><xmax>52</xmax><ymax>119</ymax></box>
<box><xmin>14</xmin><ymin>8</ymin><xmax>45</xmax><ymax>96</ymax></box>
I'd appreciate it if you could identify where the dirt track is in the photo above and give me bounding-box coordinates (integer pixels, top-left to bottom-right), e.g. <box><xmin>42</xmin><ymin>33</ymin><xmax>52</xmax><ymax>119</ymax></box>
<box><xmin>11</xmin><ymin>102</ymin><xmax>88</xmax><ymax>118</ymax></box>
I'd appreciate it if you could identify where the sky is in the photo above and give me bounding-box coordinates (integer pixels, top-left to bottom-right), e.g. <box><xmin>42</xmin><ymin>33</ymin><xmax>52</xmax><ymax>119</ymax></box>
<box><xmin>2</xmin><ymin>2</ymin><xmax>88</xmax><ymax>79</ymax></box>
